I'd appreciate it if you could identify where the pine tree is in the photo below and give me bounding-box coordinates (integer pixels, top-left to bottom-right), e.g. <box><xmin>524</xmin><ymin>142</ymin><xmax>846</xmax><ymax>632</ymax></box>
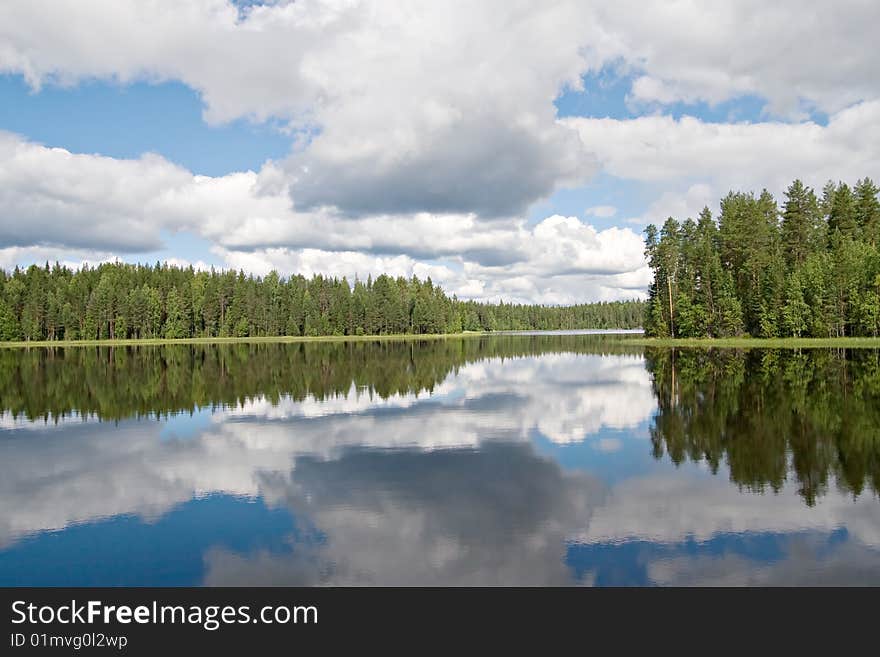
<box><xmin>828</xmin><ymin>182</ymin><xmax>859</xmax><ymax>241</ymax></box>
<box><xmin>163</xmin><ymin>288</ymin><xmax>187</xmax><ymax>339</ymax></box>
<box><xmin>782</xmin><ymin>272</ymin><xmax>809</xmax><ymax>337</ymax></box>
<box><xmin>854</xmin><ymin>178</ymin><xmax>880</xmax><ymax>247</ymax></box>
<box><xmin>781</xmin><ymin>179</ymin><xmax>822</xmax><ymax>268</ymax></box>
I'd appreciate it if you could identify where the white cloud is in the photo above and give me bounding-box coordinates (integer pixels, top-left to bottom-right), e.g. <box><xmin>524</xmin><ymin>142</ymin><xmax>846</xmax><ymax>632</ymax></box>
<box><xmin>1</xmin><ymin>1</ymin><xmax>878</xmax><ymax>299</ymax></box>
<box><xmin>0</xmin><ymin>132</ymin><xmax>191</xmax><ymax>251</ymax></box>
<box><xmin>3</xmin><ymin>1</ymin><xmax>876</xmax><ymax>221</ymax></box>
<box><xmin>4</xmin><ymin>1</ymin><xmax>876</xmax><ymax>123</ymax></box>
<box><xmin>585</xmin><ymin>205</ymin><xmax>617</xmax><ymax>218</ymax></box>
<box><xmin>567</xmin><ymin>101</ymin><xmax>880</xmax><ymax>223</ymax></box>
<box><xmin>458</xmin><ymin>216</ymin><xmax>651</xmax><ymax>302</ymax></box>
<box><xmin>217</xmin><ymin>247</ymin><xmax>423</xmax><ymax>281</ymax></box>
<box><xmin>0</xmin><ymin>0</ymin><xmax>597</xmax><ymax>217</ymax></box>
<box><xmin>0</xmin><ymin>132</ymin><xmax>647</xmax><ymax>302</ymax></box>
<box><xmin>566</xmin><ymin>102</ymin><xmax>880</xmax><ymax>190</ymax></box>
<box><xmin>211</xmin><ymin>233</ymin><xmax>650</xmax><ymax>305</ymax></box>
<box><xmin>645</xmin><ymin>184</ymin><xmax>716</xmax><ymax>224</ymax></box>
<box><xmin>592</xmin><ymin>1</ymin><xmax>879</xmax><ymax>117</ymax></box>
<box><xmin>0</xmin><ymin>246</ymin><xmax>118</xmax><ymax>272</ymax></box>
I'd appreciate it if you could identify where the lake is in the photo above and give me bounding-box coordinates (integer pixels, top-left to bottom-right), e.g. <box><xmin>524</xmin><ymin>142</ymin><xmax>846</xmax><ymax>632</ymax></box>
<box><xmin>1</xmin><ymin>334</ymin><xmax>878</xmax><ymax>586</ymax></box>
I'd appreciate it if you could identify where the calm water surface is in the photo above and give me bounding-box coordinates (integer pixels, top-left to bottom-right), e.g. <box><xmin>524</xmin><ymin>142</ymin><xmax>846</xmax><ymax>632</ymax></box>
<box><xmin>1</xmin><ymin>334</ymin><xmax>878</xmax><ymax>585</ymax></box>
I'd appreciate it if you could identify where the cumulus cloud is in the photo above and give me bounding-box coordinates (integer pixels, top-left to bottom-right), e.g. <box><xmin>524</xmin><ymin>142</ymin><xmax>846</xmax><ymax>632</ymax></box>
<box><xmin>214</xmin><ymin>243</ymin><xmax>651</xmax><ymax>304</ymax></box>
<box><xmin>5</xmin><ymin>1</ymin><xmax>876</xmax><ymax>125</ymax></box>
<box><xmin>0</xmin><ymin>132</ymin><xmax>192</xmax><ymax>251</ymax></box>
<box><xmin>212</xmin><ymin>212</ymin><xmax>652</xmax><ymax>303</ymax></box>
<box><xmin>640</xmin><ymin>184</ymin><xmax>716</xmax><ymax>227</ymax></box>
<box><xmin>0</xmin><ymin>245</ymin><xmax>117</xmax><ymax>272</ymax></box>
<box><xmin>0</xmin><ymin>0</ymin><xmax>597</xmax><ymax>217</ymax></box>
<box><xmin>0</xmin><ymin>132</ymin><xmax>647</xmax><ymax>302</ymax></box>
<box><xmin>567</xmin><ymin>102</ymin><xmax>880</xmax><ymax>190</ymax></box>
<box><xmin>1</xmin><ymin>1</ymin><xmax>878</xmax><ymax>298</ymax></box>
<box><xmin>567</xmin><ymin>101</ymin><xmax>880</xmax><ymax>222</ymax></box>
<box><xmin>592</xmin><ymin>1</ymin><xmax>879</xmax><ymax>117</ymax></box>
<box><xmin>4</xmin><ymin>1</ymin><xmax>876</xmax><ymax>221</ymax></box>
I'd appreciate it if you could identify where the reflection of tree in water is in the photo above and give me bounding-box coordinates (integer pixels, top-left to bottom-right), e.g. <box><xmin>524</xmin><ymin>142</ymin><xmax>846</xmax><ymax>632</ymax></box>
<box><xmin>646</xmin><ymin>348</ymin><xmax>880</xmax><ymax>506</ymax></box>
<box><xmin>0</xmin><ymin>335</ymin><xmax>640</xmax><ymax>422</ymax></box>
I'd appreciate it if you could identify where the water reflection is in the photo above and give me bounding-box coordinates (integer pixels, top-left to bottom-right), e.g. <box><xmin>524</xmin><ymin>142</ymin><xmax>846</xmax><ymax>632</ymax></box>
<box><xmin>0</xmin><ymin>336</ymin><xmax>878</xmax><ymax>585</ymax></box>
<box><xmin>0</xmin><ymin>336</ymin><xmax>640</xmax><ymax>423</ymax></box>
<box><xmin>206</xmin><ymin>444</ymin><xmax>604</xmax><ymax>586</ymax></box>
<box><xmin>646</xmin><ymin>348</ymin><xmax>880</xmax><ymax>505</ymax></box>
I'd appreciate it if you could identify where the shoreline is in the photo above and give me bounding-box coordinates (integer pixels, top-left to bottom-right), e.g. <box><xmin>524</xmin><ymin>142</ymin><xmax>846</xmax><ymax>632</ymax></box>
<box><xmin>0</xmin><ymin>332</ymin><xmax>494</xmax><ymax>349</ymax></box>
<box><xmin>627</xmin><ymin>336</ymin><xmax>880</xmax><ymax>348</ymax></box>
<box><xmin>2</xmin><ymin>332</ymin><xmax>878</xmax><ymax>349</ymax></box>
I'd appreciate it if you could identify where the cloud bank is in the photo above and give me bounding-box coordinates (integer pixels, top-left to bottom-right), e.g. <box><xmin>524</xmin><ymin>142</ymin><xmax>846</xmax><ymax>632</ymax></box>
<box><xmin>0</xmin><ymin>1</ymin><xmax>878</xmax><ymax>300</ymax></box>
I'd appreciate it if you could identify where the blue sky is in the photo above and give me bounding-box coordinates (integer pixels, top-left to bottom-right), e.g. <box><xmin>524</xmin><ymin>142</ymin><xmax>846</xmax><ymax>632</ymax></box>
<box><xmin>0</xmin><ymin>76</ymin><xmax>288</xmax><ymax>176</ymax></box>
<box><xmin>0</xmin><ymin>1</ymin><xmax>877</xmax><ymax>303</ymax></box>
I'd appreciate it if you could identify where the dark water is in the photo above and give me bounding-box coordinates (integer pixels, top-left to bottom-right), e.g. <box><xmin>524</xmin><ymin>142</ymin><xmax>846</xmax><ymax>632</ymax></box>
<box><xmin>1</xmin><ymin>335</ymin><xmax>878</xmax><ymax>586</ymax></box>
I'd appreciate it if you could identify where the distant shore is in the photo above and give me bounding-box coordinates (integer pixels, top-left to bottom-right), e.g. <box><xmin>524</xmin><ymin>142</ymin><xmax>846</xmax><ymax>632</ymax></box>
<box><xmin>0</xmin><ymin>332</ymin><xmax>498</xmax><ymax>349</ymax></box>
<box><xmin>628</xmin><ymin>336</ymin><xmax>880</xmax><ymax>348</ymax></box>
<box><xmin>4</xmin><ymin>332</ymin><xmax>877</xmax><ymax>350</ymax></box>
<box><xmin>0</xmin><ymin>329</ymin><xmax>657</xmax><ymax>348</ymax></box>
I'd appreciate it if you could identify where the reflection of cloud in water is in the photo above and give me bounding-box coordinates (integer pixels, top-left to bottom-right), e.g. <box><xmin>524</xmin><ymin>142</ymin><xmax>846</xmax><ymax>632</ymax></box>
<box><xmin>217</xmin><ymin>384</ymin><xmax>440</xmax><ymax>420</ymax></box>
<box><xmin>594</xmin><ymin>438</ymin><xmax>624</xmax><ymax>453</ymax></box>
<box><xmin>0</xmin><ymin>421</ymin><xmax>293</xmax><ymax>547</ymax></box>
<box><xmin>217</xmin><ymin>353</ymin><xmax>657</xmax><ymax>446</ymax></box>
<box><xmin>566</xmin><ymin>469</ymin><xmax>880</xmax><ymax>585</ymax></box>
<box><xmin>645</xmin><ymin>535</ymin><xmax>880</xmax><ymax>586</ymax></box>
<box><xmin>205</xmin><ymin>444</ymin><xmax>605</xmax><ymax>586</ymax></box>
<box><xmin>575</xmin><ymin>473</ymin><xmax>880</xmax><ymax>549</ymax></box>
<box><xmin>202</xmin><ymin>458</ymin><xmax>880</xmax><ymax>586</ymax></box>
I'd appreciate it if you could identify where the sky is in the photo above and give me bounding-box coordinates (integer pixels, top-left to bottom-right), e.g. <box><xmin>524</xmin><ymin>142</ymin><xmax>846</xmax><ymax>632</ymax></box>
<box><xmin>0</xmin><ymin>0</ymin><xmax>878</xmax><ymax>304</ymax></box>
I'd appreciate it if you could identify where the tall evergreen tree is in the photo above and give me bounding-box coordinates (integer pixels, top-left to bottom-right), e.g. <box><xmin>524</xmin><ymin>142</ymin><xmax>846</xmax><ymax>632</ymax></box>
<box><xmin>781</xmin><ymin>179</ymin><xmax>822</xmax><ymax>268</ymax></box>
<box><xmin>854</xmin><ymin>177</ymin><xmax>880</xmax><ymax>247</ymax></box>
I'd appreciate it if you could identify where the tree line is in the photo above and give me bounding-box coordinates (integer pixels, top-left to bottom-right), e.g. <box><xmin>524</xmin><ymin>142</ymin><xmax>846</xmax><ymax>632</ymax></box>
<box><xmin>644</xmin><ymin>178</ymin><xmax>880</xmax><ymax>338</ymax></box>
<box><xmin>0</xmin><ymin>262</ymin><xmax>644</xmax><ymax>341</ymax></box>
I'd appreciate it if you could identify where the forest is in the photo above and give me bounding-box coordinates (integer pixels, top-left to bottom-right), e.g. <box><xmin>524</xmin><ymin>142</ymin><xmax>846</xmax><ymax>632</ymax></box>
<box><xmin>0</xmin><ymin>262</ymin><xmax>644</xmax><ymax>341</ymax></box>
<box><xmin>644</xmin><ymin>178</ymin><xmax>880</xmax><ymax>338</ymax></box>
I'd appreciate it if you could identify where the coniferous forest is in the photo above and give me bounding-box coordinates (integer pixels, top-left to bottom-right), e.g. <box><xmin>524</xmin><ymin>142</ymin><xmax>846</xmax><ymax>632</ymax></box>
<box><xmin>0</xmin><ymin>263</ymin><xmax>644</xmax><ymax>341</ymax></box>
<box><xmin>644</xmin><ymin>178</ymin><xmax>880</xmax><ymax>338</ymax></box>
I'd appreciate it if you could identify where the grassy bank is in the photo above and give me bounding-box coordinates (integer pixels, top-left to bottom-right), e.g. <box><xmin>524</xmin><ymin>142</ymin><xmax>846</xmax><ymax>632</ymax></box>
<box><xmin>626</xmin><ymin>336</ymin><xmax>880</xmax><ymax>349</ymax></box>
<box><xmin>0</xmin><ymin>331</ymin><xmax>493</xmax><ymax>349</ymax></box>
<box><xmin>5</xmin><ymin>332</ymin><xmax>876</xmax><ymax>350</ymax></box>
